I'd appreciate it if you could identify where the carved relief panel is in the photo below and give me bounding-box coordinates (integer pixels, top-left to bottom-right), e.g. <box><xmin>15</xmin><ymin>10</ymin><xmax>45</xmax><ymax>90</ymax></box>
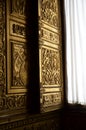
<box><xmin>39</xmin><ymin>0</ymin><xmax>63</xmax><ymax>112</ymax></box>
<box><xmin>40</xmin><ymin>46</ymin><xmax>61</xmax><ymax>86</ymax></box>
<box><xmin>10</xmin><ymin>0</ymin><xmax>26</xmax><ymax>17</ymax></box>
<box><xmin>40</xmin><ymin>0</ymin><xmax>59</xmax><ymax>27</ymax></box>
<box><xmin>11</xmin><ymin>42</ymin><xmax>27</xmax><ymax>87</ymax></box>
<box><xmin>0</xmin><ymin>0</ymin><xmax>63</xmax><ymax>115</ymax></box>
<box><xmin>0</xmin><ymin>0</ymin><xmax>27</xmax><ymax>114</ymax></box>
<box><xmin>6</xmin><ymin>0</ymin><xmax>27</xmax><ymax>93</ymax></box>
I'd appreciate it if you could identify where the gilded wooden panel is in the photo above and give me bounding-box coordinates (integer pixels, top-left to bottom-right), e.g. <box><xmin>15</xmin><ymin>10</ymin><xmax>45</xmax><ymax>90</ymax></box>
<box><xmin>39</xmin><ymin>0</ymin><xmax>63</xmax><ymax>112</ymax></box>
<box><xmin>0</xmin><ymin>0</ymin><xmax>63</xmax><ymax>115</ymax></box>
<box><xmin>40</xmin><ymin>46</ymin><xmax>61</xmax><ymax>86</ymax></box>
<box><xmin>42</xmin><ymin>92</ymin><xmax>62</xmax><ymax>106</ymax></box>
<box><xmin>40</xmin><ymin>0</ymin><xmax>59</xmax><ymax>27</ymax></box>
<box><xmin>10</xmin><ymin>0</ymin><xmax>26</xmax><ymax>18</ymax></box>
<box><xmin>0</xmin><ymin>0</ymin><xmax>27</xmax><ymax>114</ymax></box>
<box><xmin>6</xmin><ymin>0</ymin><xmax>27</xmax><ymax>93</ymax></box>
<box><xmin>11</xmin><ymin>42</ymin><xmax>28</xmax><ymax>87</ymax></box>
<box><xmin>10</xmin><ymin>20</ymin><xmax>26</xmax><ymax>38</ymax></box>
<box><xmin>0</xmin><ymin>95</ymin><xmax>26</xmax><ymax>111</ymax></box>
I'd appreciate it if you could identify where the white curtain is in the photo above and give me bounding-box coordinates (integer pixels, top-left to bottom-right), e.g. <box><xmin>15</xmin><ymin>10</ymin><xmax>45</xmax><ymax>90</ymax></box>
<box><xmin>64</xmin><ymin>0</ymin><xmax>86</xmax><ymax>104</ymax></box>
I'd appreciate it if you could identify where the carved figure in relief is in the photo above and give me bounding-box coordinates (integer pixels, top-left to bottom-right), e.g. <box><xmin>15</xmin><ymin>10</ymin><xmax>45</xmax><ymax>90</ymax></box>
<box><xmin>13</xmin><ymin>44</ymin><xmax>27</xmax><ymax>86</ymax></box>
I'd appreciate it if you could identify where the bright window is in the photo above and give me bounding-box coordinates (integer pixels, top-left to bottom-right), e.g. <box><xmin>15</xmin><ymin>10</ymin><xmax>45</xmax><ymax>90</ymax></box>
<box><xmin>64</xmin><ymin>0</ymin><xmax>86</xmax><ymax>104</ymax></box>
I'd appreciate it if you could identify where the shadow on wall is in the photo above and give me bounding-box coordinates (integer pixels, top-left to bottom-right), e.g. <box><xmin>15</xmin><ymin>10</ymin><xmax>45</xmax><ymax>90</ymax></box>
<box><xmin>25</xmin><ymin>0</ymin><xmax>40</xmax><ymax>114</ymax></box>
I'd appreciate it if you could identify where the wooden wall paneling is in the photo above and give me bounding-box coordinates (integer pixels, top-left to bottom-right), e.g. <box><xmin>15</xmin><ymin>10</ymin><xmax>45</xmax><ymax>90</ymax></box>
<box><xmin>38</xmin><ymin>0</ymin><xmax>64</xmax><ymax>112</ymax></box>
<box><xmin>0</xmin><ymin>0</ymin><xmax>28</xmax><ymax>116</ymax></box>
<box><xmin>0</xmin><ymin>0</ymin><xmax>63</xmax><ymax>129</ymax></box>
<box><xmin>6</xmin><ymin>0</ymin><xmax>27</xmax><ymax>93</ymax></box>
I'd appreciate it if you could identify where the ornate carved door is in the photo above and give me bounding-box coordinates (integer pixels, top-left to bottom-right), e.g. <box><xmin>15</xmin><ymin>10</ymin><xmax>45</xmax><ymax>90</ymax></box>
<box><xmin>0</xmin><ymin>0</ymin><xmax>63</xmax><ymax>115</ymax></box>
<box><xmin>0</xmin><ymin>0</ymin><xmax>28</xmax><ymax>116</ymax></box>
<box><xmin>38</xmin><ymin>0</ymin><xmax>64</xmax><ymax>112</ymax></box>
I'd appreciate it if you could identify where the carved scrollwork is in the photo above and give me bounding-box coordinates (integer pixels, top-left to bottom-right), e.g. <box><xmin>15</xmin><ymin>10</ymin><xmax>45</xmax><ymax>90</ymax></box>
<box><xmin>0</xmin><ymin>95</ymin><xmax>26</xmax><ymax>110</ymax></box>
<box><xmin>0</xmin><ymin>0</ymin><xmax>28</xmax><ymax>114</ymax></box>
<box><xmin>42</xmin><ymin>92</ymin><xmax>61</xmax><ymax>107</ymax></box>
<box><xmin>12</xmin><ymin>43</ymin><xmax>28</xmax><ymax>86</ymax></box>
<box><xmin>40</xmin><ymin>0</ymin><xmax>59</xmax><ymax>27</ymax></box>
<box><xmin>41</xmin><ymin>47</ymin><xmax>61</xmax><ymax>86</ymax></box>
<box><xmin>39</xmin><ymin>0</ymin><xmax>63</xmax><ymax>112</ymax></box>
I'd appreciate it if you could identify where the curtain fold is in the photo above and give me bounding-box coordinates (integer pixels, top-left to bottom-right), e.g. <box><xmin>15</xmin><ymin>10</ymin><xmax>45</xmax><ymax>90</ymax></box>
<box><xmin>64</xmin><ymin>0</ymin><xmax>86</xmax><ymax>104</ymax></box>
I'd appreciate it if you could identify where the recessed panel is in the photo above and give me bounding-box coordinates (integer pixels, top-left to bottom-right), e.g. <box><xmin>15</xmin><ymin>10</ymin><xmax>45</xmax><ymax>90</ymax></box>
<box><xmin>11</xmin><ymin>42</ymin><xmax>28</xmax><ymax>87</ymax></box>
<box><xmin>7</xmin><ymin>41</ymin><xmax>28</xmax><ymax>93</ymax></box>
<box><xmin>39</xmin><ymin>0</ymin><xmax>63</xmax><ymax>112</ymax></box>
<box><xmin>7</xmin><ymin>0</ymin><xmax>28</xmax><ymax>94</ymax></box>
<box><xmin>39</xmin><ymin>27</ymin><xmax>60</xmax><ymax>44</ymax></box>
<box><xmin>10</xmin><ymin>20</ymin><xmax>26</xmax><ymax>38</ymax></box>
<box><xmin>40</xmin><ymin>0</ymin><xmax>59</xmax><ymax>27</ymax></box>
<box><xmin>42</xmin><ymin>92</ymin><xmax>62</xmax><ymax>107</ymax></box>
<box><xmin>40</xmin><ymin>46</ymin><xmax>61</xmax><ymax>87</ymax></box>
<box><xmin>10</xmin><ymin>0</ymin><xmax>26</xmax><ymax>18</ymax></box>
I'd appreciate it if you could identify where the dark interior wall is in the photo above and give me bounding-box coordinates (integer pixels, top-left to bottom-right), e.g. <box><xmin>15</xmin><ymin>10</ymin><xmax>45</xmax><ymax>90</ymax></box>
<box><xmin>0</xmin><ymin>110</ymin><xmax>62</xmax><ymax>130</ymax></box>
<box><xmin>61</xmin><ymin>106</ymin><xmax>86</xmax><ymax>130</ymax></box>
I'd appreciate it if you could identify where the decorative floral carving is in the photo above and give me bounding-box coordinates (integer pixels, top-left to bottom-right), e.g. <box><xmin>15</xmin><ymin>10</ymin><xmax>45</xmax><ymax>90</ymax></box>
<box><xmin>41</xmin><ymin>47</ymin><xmax>61</xmax><ymax>86</ymax></box>
<box><xmin>0</xmin><ymin>95</ymin><xmax>26</xmax><ymax>110</ymax></box>
<box><xmin>0</xmin><ymin>0</ymin><xmax>28</xmax><ymax>113</ymax></box>
<box><xmin>11</xmin><ymin>0</ymin><xmax>26</xmax><ymax>16</ymax></box>
<box><xmin>12</xmin><ymin>43</ymin><xmax>28</xmax><ymax>86</ymax></box>
<box><xmin>40</xmin><ymin>0</ymin><xmax>59</xmax><ymax>27</ymax></box>
<box><xmin>39</xmin><ymin>0</ymin><xmax>63</xmax><ymax>112</ymax></box>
